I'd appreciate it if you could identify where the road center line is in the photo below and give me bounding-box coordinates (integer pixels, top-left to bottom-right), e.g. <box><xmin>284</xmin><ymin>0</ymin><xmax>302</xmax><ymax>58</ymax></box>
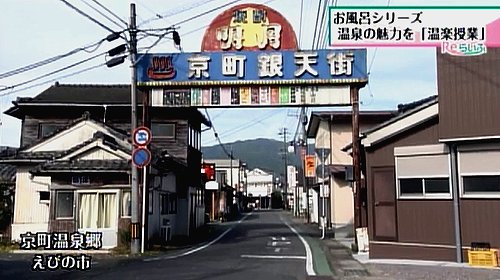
<box><xmin>144</xmin><ymin>212</ymin><xmax>252</xmax><ymax>262</ymax></box>
<box><xmin>241</xmin><ymin>254</ymin><xmax>306</xmax><ymax>260</ymax></box>
<box><xmin>281</xmin><ymin>216</ymin><xmax>316</xmax><ymax>276</ymax></box>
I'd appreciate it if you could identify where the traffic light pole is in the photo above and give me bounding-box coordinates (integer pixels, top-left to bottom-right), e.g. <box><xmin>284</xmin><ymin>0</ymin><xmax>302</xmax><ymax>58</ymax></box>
<box><xmin>129</xmin><ymin>3</ymin><xmax>140</xmax><ymax>255</ymax></box>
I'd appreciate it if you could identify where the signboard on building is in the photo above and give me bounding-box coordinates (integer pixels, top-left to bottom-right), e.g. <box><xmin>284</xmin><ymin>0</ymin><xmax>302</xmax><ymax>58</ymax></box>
<box><xmin>137</xmin><ymin>49</ymin><xmax>367</xmax><ymax>86</ymax></box>
<box><xmin>136</xmin><ymin>3</ymin><xmax>368</xmax><ymax>108</ymax></box>
<box><xmin>305</xmin><ymin>155</ymin><xmax>316</xmax><ymax>178</ymax></box>
<box><xmin>200</xmin><ymin>3</ymin><xmax>299</xmax><ymax>51</ymax></box>
<box><xmin>329</xmin><ymin>6</ymin><xmax>500</xmax><ymax>56</ymax></box>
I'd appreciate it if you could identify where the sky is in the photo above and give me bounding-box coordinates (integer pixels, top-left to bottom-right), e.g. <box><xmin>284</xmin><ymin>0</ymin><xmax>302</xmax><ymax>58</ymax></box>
<box><xmin>1</xmin><ymin>0</ymin><xmax>499</xmax><ymax>149</ymax></box>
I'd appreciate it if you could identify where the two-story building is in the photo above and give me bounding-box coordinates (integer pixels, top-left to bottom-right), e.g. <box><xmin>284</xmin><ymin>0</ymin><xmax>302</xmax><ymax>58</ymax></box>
<box><xmin>306</xmin><ymin>111</ymin><xmax>395</xmax><ymax>232</ymax></box>
<box><xmin>1</xmin><ymin>83</ymin><xmax>210</xmax><ymax>248</ymax></box>
<box><xmin>352</xmin><ymin>48</ymin><xmax>500</xmax><ymax>262</ymax></box>
<box><xmin>246</xmin><ymin>168</ymin><xmax>275</xmax><ymax>209</ymax></box>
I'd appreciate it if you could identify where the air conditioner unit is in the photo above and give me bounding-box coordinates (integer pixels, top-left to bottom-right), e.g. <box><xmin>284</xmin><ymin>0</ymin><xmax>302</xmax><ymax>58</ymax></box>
<box><xmin>160</xmin><ymin>225</ymin><xmax>171</xmax><ymax>242</ymax></box>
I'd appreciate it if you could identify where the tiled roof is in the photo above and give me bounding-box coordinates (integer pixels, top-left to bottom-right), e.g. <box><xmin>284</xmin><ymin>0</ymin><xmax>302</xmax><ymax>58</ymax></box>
<box><xmin>6</xmin><ymin>83</ymin><xmax>211</xmax><ymax>126</ymax></box>
<box><xmin>22</xmin><ymin>84</ymin><xmax>140</xmax><ymax>104</ymax></box>
<box><xmin>0</xmin><ymin>164</ymin><xmax>16</xmax><ymax>182</ymax></box>
<box><xmin>33</xmin><ymin>160</ymin><xmax>130</xmax><ymax>173</ymax></box>
<box><xmin>397</xmin><ymin>95</ymin><xmax>438</xmax><ymax>113</ymax></box>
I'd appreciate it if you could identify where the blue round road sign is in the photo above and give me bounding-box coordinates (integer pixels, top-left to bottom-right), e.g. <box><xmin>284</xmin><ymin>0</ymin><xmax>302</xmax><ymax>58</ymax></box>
<box><xmin>132</xmin><ymin>147</ymin><xmax>151</xmax><ymax>168</ymax></box>
<box><xmin>133</xmin><ymin>126</ymin><xmax>152</xmax><ymax>146</ymax></box>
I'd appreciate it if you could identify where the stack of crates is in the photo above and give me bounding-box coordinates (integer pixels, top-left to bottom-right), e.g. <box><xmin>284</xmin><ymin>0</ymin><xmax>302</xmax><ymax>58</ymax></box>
<box><xmin>468</xmin><ymin>242</ymin><xmax>499</xmax><ymax>268</ymax></box>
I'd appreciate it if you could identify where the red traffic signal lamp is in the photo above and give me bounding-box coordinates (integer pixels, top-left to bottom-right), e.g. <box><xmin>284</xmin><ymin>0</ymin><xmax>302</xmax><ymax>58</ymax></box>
<box><xmin>202</xmin><ymin>163</ymin><xmax>216</xmax><ymax>181</ymax></box>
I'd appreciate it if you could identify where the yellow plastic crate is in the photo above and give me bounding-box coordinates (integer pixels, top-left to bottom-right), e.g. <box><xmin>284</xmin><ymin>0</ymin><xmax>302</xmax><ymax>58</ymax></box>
<box><xmin>468</xmin><ymin>249</ymin><xmax>499</xmax><ymax>268</ymax></box>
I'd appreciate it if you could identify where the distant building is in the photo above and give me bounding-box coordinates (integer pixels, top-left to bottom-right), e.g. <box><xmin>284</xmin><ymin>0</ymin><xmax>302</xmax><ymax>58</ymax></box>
<box><xmin>246</xmin><ymin>168</ymin><xmax>275</xmax><ymax>209</ymax></box>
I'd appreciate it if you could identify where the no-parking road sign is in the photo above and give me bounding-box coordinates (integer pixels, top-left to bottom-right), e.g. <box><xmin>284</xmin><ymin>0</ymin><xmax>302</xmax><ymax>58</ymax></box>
<box><xmin>133</xmin><ymin>126</ymin><xmax>152</xmax><ymax>146</ymax></box>
<box><xmin>132</xmin><ymin>147</ymin><xmax>151</xmax><ymax>168</ymax></box>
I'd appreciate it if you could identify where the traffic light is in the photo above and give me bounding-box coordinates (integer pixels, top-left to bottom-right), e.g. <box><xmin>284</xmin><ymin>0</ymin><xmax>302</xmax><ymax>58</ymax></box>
<box><xmin>201</xmin><ymin>163</ymin><xmax>216</xmax><ymax>181</ymax></box>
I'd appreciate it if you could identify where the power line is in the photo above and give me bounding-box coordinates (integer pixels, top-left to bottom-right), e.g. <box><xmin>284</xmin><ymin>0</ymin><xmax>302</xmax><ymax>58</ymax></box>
<box><xmin>204</xmin><ymin>109</ymin><xmax>281</xmax><ymax>145</ymax></box>
<box><xmin>0</xmin><ymin>42</ymin><xmax>103</xmax><ymax>80</ymax></box>
<box><xmin>0</xmin><ymin>63</ymin><xmax>106</xmax><ymax>97</ymax></box>
<box><xmin>298</xmin><ymin>0</ymin><xmax>305</xmax><ymax>48</ymax></box>
<box><xmin>89</xmin><ymin>0</ymin><xmax>128</xmax><ymax>26</ymax></box>
<box><xmin>180</xmin><ymin>0</ymin><xmax>277</xmax><ymax>38</ymax></box>
<box><xmin>79</xmin><ymin>0</ymin><xmax>126</xmax><ymax>29</ymax></box>
<box><xmin>316</xmin><ymin>0</ymin><xmax>329</xmax><ymax>50</ymax></box>
<box><xmin>0</xmin><ymin>51</ymin><xmax>108</xmax><ymax>93</ymax></box>
<box><xmin>311</xmin><ymin>0</ymin><xmax>323</xmax><ymax>50</ymax></box>
<box><xmin>176</xmin><ymin>0</ymin><xmax>245</xmax><ymax>27</ymax></box>
<box><xmin>138</xmin><ymin>0</ymin><xmax>221</xmax><ymax>27</ymax></box>
<box><xmin>204</xmin><ymin>108</ymin><xmax>232</xmax><ymax>158</ymax></box>
<box><xmin>60</xmin><ymin>0</ymin><xmax>117</xmax><ymax>34</ymax></box>
<box><xmin>135</xmin><ymin>0</ymin><xmax>173</xmax><ymax>26</ymax></box>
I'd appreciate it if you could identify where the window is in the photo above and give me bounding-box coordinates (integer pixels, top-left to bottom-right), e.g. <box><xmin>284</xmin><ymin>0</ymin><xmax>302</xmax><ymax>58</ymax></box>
<box><xmin>121</xmin><ymin>191</ymin><xmax>131</xmax><ymax>217</ymax></box>
<box><xmin>216</xmin><ymin>170</ymin><xmax>227</xmax><ymax>184</ymax></box>
<box><xmin>38</xmin><ymin>123</ymin><xmax>60</xmax><ymax>139</ymax></box>
<box><xmin>151</xmin><ymin>123</ymin><xmax>175</xmax><ymax>138</ymax></box>
<box><xmin>160</xmin><ymin>194</ymin><xmax>169</xmax><ymax>214</ymax></box>
<box><xmin>169</xmin><ymin>193</ymin><xmax>177</xmax><ymax>214</ymax></box>
<box><xmin>39</xmin><ymin>191</ymin><xmax>50</xmax><ymax>203</ymax></box>
<box><xmin>56</xmin><ymin>191</ymin><xmax>74</xmax><ymax>218</ymax></box>
<box><xmin>398</xmin><ymin>178</ymin><xmax>451</xmax><ymax>198</ymax></box>
<box><xmin>72</xmin><ymin>176</ymin><xmax>90</xmax><ymax>185</ymax></box>
<box><xmin>463</xmin><ymin>175</ymin><xmax>500</xmax><ymax>194</ymax></box>
<box><xmin>149</xmin><ymin>192</ymin><xmax>153</xmax><ymax>214</ymax></box>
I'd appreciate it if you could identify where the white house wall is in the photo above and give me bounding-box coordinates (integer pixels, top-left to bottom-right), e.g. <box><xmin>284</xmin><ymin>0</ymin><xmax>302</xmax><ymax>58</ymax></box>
<box><xmin>11</xmin><ymin>168</ymin><xmax>51</xmax><ymax>241</ymax></box>
<box><xmin>77</xmin><ymin>146</ymin><xmax>125</xmax><ymax>160</ymax></box>
<box><xmin>332</xmin><ymin>177</ymin><xmax>354</xmax><ymax>228</ymax></box>
<box><xmin>148</xmin><ymin>173</ymin><xmax>177</xmax><ymax>241</ymax></box>
<box><xmin>26</xmin><ymin>121</ymin><xmax>129</xmax><ymax>153</ymax></box>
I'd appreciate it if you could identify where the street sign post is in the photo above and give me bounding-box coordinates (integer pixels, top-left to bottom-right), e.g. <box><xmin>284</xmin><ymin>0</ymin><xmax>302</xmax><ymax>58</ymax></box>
<box><xmin>132</xmin><ymin>147</ymin><xmax>151</xmax><ymax>168</ymax></box>
<box><xmin>314</xmin><ymin>148</ymin><xmax>331</xmax><ymax>240</ymax></box>
<box><xmin>133</xmin><ymin>126</ymin><xmax>152</xmax><ymax>146</ymax></box>
<box><xmin>315</xmin><ymin>148</ymin><xmax>331</xmax><ymax>163</ymax></box>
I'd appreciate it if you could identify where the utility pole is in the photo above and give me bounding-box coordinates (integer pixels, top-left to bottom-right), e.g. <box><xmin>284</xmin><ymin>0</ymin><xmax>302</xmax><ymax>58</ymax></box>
<box><xmin>230</xmin><ymin>146</ymin><xmax>234</xmax><ymax>209</ymax></box>
<box><xmin>351</xmin><ymin>86</ymin><xmax>362</xmax><ymax>249</ymax></box>
<box><xmin>298</xmin><ymin>107</ymin><xmax>309</xmax><ymax>223</ymax></box>
<box><xmin>279</xmin><ymin>128</ymin><xmax>288</xmax><ymax>210</ymax></box>
<box><xmin>129</xmin><ymin>3</ymin><xmax>140</xmax><ymax>254</ymax></box>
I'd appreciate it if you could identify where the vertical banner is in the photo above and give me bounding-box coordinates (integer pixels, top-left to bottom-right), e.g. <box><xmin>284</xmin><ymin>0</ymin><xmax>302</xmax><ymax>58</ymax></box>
<box><xmin>305</xmin><ymin>155</ymin><xmax>316</xmax><ymax>177</ymax></box>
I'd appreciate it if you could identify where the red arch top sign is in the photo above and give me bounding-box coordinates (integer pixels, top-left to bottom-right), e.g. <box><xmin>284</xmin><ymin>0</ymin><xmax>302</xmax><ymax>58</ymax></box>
<box><xmin>201</xmin><ymin>3</ymin><xmax>298</xmax><ymax>52</ymax></box>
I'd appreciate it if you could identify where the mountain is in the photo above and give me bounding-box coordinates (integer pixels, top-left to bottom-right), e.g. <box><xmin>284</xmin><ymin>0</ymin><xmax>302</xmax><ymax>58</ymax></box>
<box><xmin>201</xmin><ymin>138</ymin><xmax>314</xmax><ymax>176</ymax></box>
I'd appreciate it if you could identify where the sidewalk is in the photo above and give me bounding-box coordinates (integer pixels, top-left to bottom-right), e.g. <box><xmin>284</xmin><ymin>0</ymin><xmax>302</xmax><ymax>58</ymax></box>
<box><xmin>286</xmin><ymin>214</ymin><xmax>386</xmax><ymax>280</ymax></box>
<box><xmin>286</xmin><ymin>212</ymin><xmax>500</xmax><ymax>280</ymax></box>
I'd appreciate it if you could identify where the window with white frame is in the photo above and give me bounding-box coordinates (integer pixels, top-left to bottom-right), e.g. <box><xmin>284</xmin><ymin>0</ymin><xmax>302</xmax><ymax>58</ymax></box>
<box><xmin>39</xmin><ymin>191</ymin><xmax>50</xmax><ymax>203</ymax></box>
<box><xmin>459</xmin><ymin>149</ymin><xmax>500</xmax><ymax>197</ymax></box>
<box><xmin>395</xmin><ymin>148</ymin><xmax>451</xmax><ymax>199</ymax></box>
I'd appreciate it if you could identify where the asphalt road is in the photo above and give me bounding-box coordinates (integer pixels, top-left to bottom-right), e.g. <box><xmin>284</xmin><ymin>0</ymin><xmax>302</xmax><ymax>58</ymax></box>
<box><xmin>1</xmin><ymin>210</ymin><xmax>328</xmax><ymax>280</ymax></box>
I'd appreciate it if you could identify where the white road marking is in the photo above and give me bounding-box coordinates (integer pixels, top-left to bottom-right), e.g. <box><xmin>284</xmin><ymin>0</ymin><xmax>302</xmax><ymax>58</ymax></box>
<box><xmin>241</xmin><ymin>254</ymin><xmax>306</xmax><ymax>260</ymax></box>
<box><xmin>271</xmin><ymin>236</ymin><xmax>288</xmax><ymax>241</ymax></box>
<box><xmin>270</xmin><ymin>241</ymin><xmax>291</xmax><ymax>246</ymax></box>
<box><xmin>274</xmin><ymin>248</ymin><xmax>281</xmax><ymax>253</ymax></box>
<box><xmin>281</xmin><ymin>216</ymin><xmax>316</xmax><ymax>276</ymax></box>
<box><xmin>144</xmin><ymin>213</ymin><xmax>252</xmax><ymax>262</ymax></box>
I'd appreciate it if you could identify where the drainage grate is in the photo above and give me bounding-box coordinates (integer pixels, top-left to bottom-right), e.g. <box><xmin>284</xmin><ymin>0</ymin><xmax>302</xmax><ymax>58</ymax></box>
<box><xmin>343</xmin><ymin>269</ymin><xmax>370</xmax><ymax>277</ymax></box>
